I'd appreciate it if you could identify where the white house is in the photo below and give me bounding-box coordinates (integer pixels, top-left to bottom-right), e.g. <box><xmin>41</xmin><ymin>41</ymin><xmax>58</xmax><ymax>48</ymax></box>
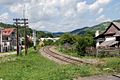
<box><xmin>40</xmin><ymin>37</ymin><xmax>60</xmax><ymax>42</ymax></box>
<box><xmin>0</xmin><ymin>28</ymin><xmax>16</xmax><ymax>52</ymax></box>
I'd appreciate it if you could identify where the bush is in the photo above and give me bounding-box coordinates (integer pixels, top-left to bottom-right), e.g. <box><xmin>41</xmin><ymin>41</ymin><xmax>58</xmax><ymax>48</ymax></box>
<box><xmin>55</xmin><ymin>32</ymin><xmax>95</xmax><ymax>56</ymax></box>
<box><xmin>43</xmin><ymin>39</ymin><xmax>54</xmax><ymax>46</ymax></box>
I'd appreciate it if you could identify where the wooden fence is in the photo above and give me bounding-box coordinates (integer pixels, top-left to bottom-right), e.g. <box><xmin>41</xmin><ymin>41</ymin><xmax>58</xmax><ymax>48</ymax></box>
<box><xmin>86</xmin><ymin>47</ymin><xmax>120</xmax><ymax>57</ymax></box>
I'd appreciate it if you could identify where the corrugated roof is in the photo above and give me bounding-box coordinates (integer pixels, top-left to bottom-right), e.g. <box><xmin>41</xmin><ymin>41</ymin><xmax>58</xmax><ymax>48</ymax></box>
<box><xmin>100</xmin><ymin>40</ymin><xmax>118</xmax><ymax>47</ymax></box>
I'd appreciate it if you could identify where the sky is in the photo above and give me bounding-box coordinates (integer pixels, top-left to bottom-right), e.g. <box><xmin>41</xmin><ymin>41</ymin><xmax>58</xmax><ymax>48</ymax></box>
<box><xmin>0</xmin><ymin>0</ymin><xmax>120</xmax><ymax>32</ymax></box>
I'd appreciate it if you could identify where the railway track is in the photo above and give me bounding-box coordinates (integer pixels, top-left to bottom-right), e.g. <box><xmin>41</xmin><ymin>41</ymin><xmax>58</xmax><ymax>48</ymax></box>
<box><xmin>42</xmin><ymin>46</ymin><xmax>93</xmax><ymax>65</ymax></box>
<box><xmin>42</xmin><ymin>47</ymin><xmax>120</xmax><ymax>79</ymax></box>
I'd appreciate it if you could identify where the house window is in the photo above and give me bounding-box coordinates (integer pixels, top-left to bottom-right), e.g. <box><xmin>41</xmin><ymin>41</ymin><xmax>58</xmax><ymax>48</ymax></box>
<box><xmin>3</xmin><ymin>37</ymin><xmax>8</xmax><ymax>41</ymax></box>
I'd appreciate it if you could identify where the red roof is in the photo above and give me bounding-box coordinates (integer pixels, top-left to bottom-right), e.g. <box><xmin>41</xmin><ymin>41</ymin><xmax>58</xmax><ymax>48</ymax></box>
<box><xmin>2</xmin><ymin>28</ymin><xmax>15</xmax><ymax>36</ymax></box>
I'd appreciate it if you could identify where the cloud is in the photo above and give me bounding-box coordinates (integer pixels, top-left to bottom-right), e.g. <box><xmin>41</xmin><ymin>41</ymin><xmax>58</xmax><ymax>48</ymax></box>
<box><xmin>9</xmin><ymin>3</ymin><xmax>23</xmax><ymax>13</ymax></box>
<box><xmin>0</xmin><ymin>12</ymin><xmax>10</xmax><ymax>23</ymax></box>
<box><xmin>96</xmin><ymin>15</ymin><xmax>111</xmax><ymax>22</ymax></box>
<box><xmin>89</xmin><ymin>0</ymin><xmax>111</xmax><ymax>11</ymax></box>
<box><xmin>77</xmin><ymin>1</ymin><xmax>88</xmax><ymax>13</ymax></box>
<box><xmin>64</xmin><ymin>9</ymin><xmax>76</xmax><ymax>17</ymax></box>
<box><xmin>97</xmin><ymin>8</ymin><xmax>103</xmax><ymax>14</ymax></box>
<box><xmin>0</xmin><ymin>0</ymin><xmax>22</xmax><ymax>5</ymax></box>
<box><xmin>77</xmin><ymin>0</ymin><xmax>111</xmax><ymax>15</ymax></box>
<box><xmin>0</xmin><ymin>0</ymin><xmax>114</xmax><ymax>32</ymax></box>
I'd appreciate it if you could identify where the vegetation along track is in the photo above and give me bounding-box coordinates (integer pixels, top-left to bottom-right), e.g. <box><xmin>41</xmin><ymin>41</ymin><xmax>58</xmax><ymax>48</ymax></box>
<box><xmin>43</xmin><ymin>46</ymin><xmax>94</xmax><ymax>65</ymax></box>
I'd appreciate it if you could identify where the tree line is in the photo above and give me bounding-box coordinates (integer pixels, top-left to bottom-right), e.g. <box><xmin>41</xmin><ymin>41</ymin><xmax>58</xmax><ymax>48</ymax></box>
<box><xmin>54</xmin><ymin>32</ymin><xmax>95</xmax><ymax>56</ymax></box>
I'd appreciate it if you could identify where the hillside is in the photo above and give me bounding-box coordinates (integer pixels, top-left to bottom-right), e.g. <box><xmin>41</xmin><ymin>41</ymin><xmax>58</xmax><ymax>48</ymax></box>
<box><xmin>1</xmin><ymin>19</ymin><xmax>120</xmax><ymax>37</ymax></box>
<box><xmin>0</xmin><ymin>22</ymin><xmax>53</xmax><ymax>38</ymax></box>
<box><xmin>52</xmin><ymin>21</ymin><xmax>113</xmax><ymax>36</ymax></box>
<box><xmin>70</xmin><ymin>22</ymin><xmax>111</xmax><ymax>35</ymax></box>
<box><xmin>52</xmin><ymin>32</ymin><xmax>64</xmax><ymax>37</ymax></box>
<box><xmin>70</xmin><ymin>19</ymin><xmax>120</xmax><ymax>35</ymax></box>
<box><xmin>70</xmin><ymin>27</ymin><xmax>89</xmax><ymax>35</ymax></box>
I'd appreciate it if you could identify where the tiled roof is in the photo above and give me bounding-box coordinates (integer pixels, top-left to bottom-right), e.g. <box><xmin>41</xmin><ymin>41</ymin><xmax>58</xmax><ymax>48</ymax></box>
<box><xmin>2</xmin><ymin>28</ymin><xmax>15</xmax><ymax>36</ymax></box>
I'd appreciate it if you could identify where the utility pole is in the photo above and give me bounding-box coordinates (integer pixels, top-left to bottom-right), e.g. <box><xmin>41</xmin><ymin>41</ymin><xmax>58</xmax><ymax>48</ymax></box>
<box><xmin>13</xmin><ymin>18</ymin><xmax>20</xmax><ymax>56</ymax></box>
<box><xmin>0</xmin><ymin>28</ymin><xmax>3</xmax><ymax>52</ymax></box>
<box><xmin>33</xmin><ymin>29</ymin><xmax>36</xmax><ymax>50</ymax></box>
<box><xmin>13</xmin><ymin>18</ymin><xmax>28</xmax><ymax>56</ymax></box>
<box><xmin>13</xmin><ymin>4</ymin><xmax>28</xmax><ymax>56</ymax></box>
<box><xmin>23</xmin><ymin>19</ymin><xmax>28</xmax><ymax>55</ymax></box>
<box><xmin>22</xmin><ymin>4</ymin><xmax>28</xmax><ymax>55</ymax></box>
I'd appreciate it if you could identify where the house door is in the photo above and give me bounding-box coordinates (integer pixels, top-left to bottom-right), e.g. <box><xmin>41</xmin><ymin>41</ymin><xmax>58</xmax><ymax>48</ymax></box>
<box><xmin>5</xmin><ymin>47</ymin><xmax>8</xmax><ymax>52</ymax></box>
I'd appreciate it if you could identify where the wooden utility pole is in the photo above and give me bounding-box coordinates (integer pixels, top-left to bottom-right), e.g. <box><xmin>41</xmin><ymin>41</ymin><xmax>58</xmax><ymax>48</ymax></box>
<box><xmin>13</xmin><ymin>18</ymin><xmax>28</xmax><ymax>56</ymax></box>
<box><xmin>22</xmin><ymin>19</ymin><xmax>28</xmax><ymax>55</ymax></box>
<box><xmin>13</xmin><ymin>18</ymin><xmax>20</xmax><ymax>56</ymax></box>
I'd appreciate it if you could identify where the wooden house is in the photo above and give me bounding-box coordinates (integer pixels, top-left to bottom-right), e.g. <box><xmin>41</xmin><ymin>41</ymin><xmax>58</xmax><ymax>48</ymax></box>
<box><xmin>95</xmin><ymin>22</ymin><xmax>120</xmax><ymax>48</ymax></box>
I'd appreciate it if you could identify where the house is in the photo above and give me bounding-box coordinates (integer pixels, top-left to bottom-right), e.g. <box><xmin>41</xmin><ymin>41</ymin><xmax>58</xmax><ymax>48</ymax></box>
<box><xmin>1</xmin><ymin>28</ymin><xmax>16</xmax><ymax>52</ymax></box>
<box><xmin>95</xmin><ymin>22</ymin><xmax>120</xmax><ymax>48</ymax></box>
<box><xmin>40</xmin><ymin>37</ymin><xmax>60</xmax><ymax>42</ymax></box>
<box><xmin>0</xmin><ymin>28</ymin><xmax>3</xmax><ymax>52</ymax></box>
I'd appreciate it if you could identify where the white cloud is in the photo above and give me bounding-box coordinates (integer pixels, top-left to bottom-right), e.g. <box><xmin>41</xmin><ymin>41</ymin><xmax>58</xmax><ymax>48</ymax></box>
<box><xmin>89</xmin><ymin>0</ymin><xmax>111</xmax><ymax>11</ymax></box>
<box><xmin>77</xmin><ymin>1</ymin><xmax>88</xmax><ymax>13</ymax></box>
<box><xmin>0</xmin><ymin>12</ymin><xmax>10</xmax><ymax>23</ymax></box>
<box><xmin>64</xmin><ymin>9</ymin><xmax>76</xmax><ymax>17</ymax></box>
<box><xmin>97</xmin><ymin>8</ymin><xmax>103</xmax><ymax>14</ymax></box>
<box><xmin>77</xmin><ymin>0</ymin><xmax>111</xmax><ymax>15</ymax></box>
<box><xmin>0</xmin><ymin>0</ymin><xmax>14</xmax><ymax>4</ymax></box>
<box><xmin>9</xmin><ymin>3</ymin><xmax>23</xmax><ymax>13</ymax></box>
<box><xmin>0</xmin><ymin>0</ymin><xmax>22</xmax><ymax>5</ymax></box>
<box><xmin>97</xmin><ymin>0</ymin><xmax>111</xmax><ymax>4</ymax></box>
<box><xmin>0</xmin><ymin>0</ymin><xmax>113</xmax><ymax>32</ymax></box>
<box><xmin>96</xmin><ymin>15</ymin><xmax>111</xmax><ymax>22</ymax></box>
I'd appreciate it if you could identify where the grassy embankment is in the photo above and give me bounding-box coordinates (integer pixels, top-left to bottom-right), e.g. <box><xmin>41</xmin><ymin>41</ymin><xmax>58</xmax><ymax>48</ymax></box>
<box><xmin>57</xmin><ymin>47</ymin><xmax>120</xmax><ymax>74</ymax></box>
<box><xmin>0</xmin><ymin>48</ymin><xmax>119</xmax><ymax>80</ymax></box>
<box><xmin>0</xmin><ymin>48</ymin><xmax>100</xmax><ymax>80</ymax></box>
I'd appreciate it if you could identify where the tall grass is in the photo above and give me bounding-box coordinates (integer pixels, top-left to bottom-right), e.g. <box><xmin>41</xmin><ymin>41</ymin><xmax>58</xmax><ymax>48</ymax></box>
<box><xmin>0</xmin><ymin>48</ymin><xmax>100</xmax><ymax>80</ymax></box>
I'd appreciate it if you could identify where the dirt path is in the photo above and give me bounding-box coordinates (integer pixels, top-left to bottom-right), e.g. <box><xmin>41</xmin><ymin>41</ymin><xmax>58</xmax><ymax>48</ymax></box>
<box><xmin>0</xmin><ymin>52</ymin><xmax>16</xmax><ymax>57</ymax></box>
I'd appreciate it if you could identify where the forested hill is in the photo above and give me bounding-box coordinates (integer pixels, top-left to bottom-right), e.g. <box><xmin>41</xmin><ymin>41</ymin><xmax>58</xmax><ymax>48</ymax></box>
<box><xmin>70</xmin><ymin>19</ymin><xmax>120</xmax><ymax>35</ymax></box>
<box><xmin>70</xmin><ymin>22</ymin><xmax>111</xmax><ymax>35</ymax></box>
<box><xmin>1</xmin><ymin>19</ymin><xmax>120</xmax><ymax>37</ymax></box>
<box><xmin>0</xmin><ymin>22</ymin><xmax>53</xmax><ymax>38</ymax></box>
<box><xmin>53</xmin><ymin>21</ymin><xmax>116</xmax><ymax>36</ymax></box>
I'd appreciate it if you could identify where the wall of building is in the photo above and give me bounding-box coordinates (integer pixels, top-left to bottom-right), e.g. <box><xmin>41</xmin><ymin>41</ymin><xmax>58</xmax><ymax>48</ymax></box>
<box><xmin>105</xmin><ymin>37</ymin><xmax>116</xmax><ymax>41</ymax></box>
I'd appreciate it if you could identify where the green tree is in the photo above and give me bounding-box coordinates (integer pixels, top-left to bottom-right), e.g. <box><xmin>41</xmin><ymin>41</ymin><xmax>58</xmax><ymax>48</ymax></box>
<box><xmin>46</xmin><ymin>33</ymin><xmax>53</xmax><ymax>38</ymax></box>
<box><xmin>59</xmin><ymin>33</ymin><xmax>75</xmax><ymax>45</ymax></box>
<box><xmin>74</xmin><ymin>35</ymin><xmax>95</xmax><ymax>56</ymax></box>
<box><xmin>57</xmin><ymin>33</ymin><xmax>96</xmax><ymax>56</ymax></box>
<box><xmin>43</xmin><ymin>39</ymin><xmax>54</xmax><ymax>46</ymax></box>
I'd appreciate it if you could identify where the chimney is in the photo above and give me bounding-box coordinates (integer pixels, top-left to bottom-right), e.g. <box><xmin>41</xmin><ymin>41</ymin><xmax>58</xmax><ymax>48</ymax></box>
<box><xmin>95</xmin><ymin>30</ymin><xmax>99</xmax><ymax>37</ymax></box>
